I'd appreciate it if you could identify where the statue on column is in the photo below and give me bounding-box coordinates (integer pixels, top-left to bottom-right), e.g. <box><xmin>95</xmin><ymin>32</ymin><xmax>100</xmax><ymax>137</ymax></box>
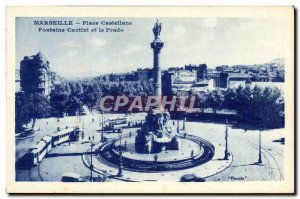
<box><xmin>153</xmin><ymin>20</ymin><xmax>162</xmax><ymax>40</ymax></box>
<box><xmin>135</xmin><ymin>20</ymin><xmax>180</xmax><ymax>154</ymax></box>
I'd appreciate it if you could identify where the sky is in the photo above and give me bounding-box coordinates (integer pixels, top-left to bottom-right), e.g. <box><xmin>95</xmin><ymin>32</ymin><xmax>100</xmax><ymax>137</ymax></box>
<box><xmin>16</xmin><ymin>17</ymin><xmax>285</xmax><ymax>79</ymax></box>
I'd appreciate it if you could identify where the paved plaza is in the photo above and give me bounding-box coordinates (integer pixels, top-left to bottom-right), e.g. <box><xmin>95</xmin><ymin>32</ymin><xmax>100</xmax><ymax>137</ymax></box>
<box><xmin>15</xmin><ymin>111</ymin><xmax>285</xmax><ymax>182</ymax></box>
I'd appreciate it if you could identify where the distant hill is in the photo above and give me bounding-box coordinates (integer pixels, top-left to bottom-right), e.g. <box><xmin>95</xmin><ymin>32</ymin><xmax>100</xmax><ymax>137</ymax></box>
<box><xmin>265</xmin><ymin>57</ymin><xmax>285</xmax><ymax>67</ymax></box>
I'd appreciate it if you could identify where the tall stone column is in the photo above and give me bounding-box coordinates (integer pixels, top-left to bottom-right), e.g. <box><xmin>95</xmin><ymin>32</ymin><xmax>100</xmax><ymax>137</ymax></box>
<box><xmin>134</xmin><ymin>20</ymin><xmax>180</xmax><ymax>154</ymax></box>
<box><xmin>151</xmin><ymin>20</ymin><xmax>164</xmax><ymax>109</ymax></box>
<box><xmin>151</xmin><ymin>41</ymin><xmax>164</xmax><ymax>98</ymax></box>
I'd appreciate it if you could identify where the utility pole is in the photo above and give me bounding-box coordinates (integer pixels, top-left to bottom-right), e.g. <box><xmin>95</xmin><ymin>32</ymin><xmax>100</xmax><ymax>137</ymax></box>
<box><xmin>117</xmin><ymin>129</ymin><xmax>123</xmax><ymax>177</ymax></box>
<box><xmin>101</xmin><ymin>111</ymin><xmax>104</xmax><ymax>142</ymax></box>
<box><xmin>83</xmin><ymin>114</ymin><xmax>85</xmax><ymax>133</ymax></box>
<box><xmin>79</xmin><ymin>102</ymin><xmax>81</xmax><ymax>121</ymax></box>
<box><xmin>224</xmin><ymin>119</ymin><xmax>230</xmax><ymax>160</ymax></box>
<box><xmin>81</xmin><ymin>106</ymin><xmax>85</xmax><ymax>139</ymax></box>
<box><xmin>89</xmin><ymin>136</ymin><xmax>94</xmax><ymax>182</ymax></box>
<box><xmin>183</xmin><ymin>117</ymin><xmax>186</xmax><ymax>130</ymax></box>
<box><xmin>256</xmin><ymin>122</ymin><xmax>263</xmax><ymax>165</ymax></box>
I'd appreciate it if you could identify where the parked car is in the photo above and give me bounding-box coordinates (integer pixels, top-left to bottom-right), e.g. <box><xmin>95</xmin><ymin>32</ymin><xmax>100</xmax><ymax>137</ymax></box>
<box><xmin>61</xmin><ymin>173</ymin><xmax>84</xmax><ymax>182</ymax></box>
<box><xmin>180</xmin><ymin>174</ymin><xmax>205</xmax><ymax>182</ymax></box>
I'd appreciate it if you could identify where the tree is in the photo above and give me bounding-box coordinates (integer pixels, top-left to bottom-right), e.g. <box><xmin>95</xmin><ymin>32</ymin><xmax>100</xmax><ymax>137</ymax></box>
<box><xmin>67</xmin><ymin>81</ymin><xmax>84</xmax><ymax>115</ymax></box>
<box><xmin>258</xmin><ymin>87</ymin><xmax>284</xmax><ymax>128</ymax></box>
<box><xmin>234</xmin><ymin>85</ymin><xmax>253</xmax><ymax>124</ymax></box>
<box><xmin>50</xmin><ymin>84</ymin><xmax>70</xmax><ymax>115</ymax></box>
<box><xmin>195</xmin><ymin>92</ymin><xmax>206</xmax><ymax>113</ymax></box>
<box><xmin>205</xmin><ymin>90</ymin><xmax>224</xmax><ymax>114</ymax></box>
<box><xmin>225</xmin><ymin>85</ymin><xmax>285</xmax><ymax>129</ymax></box>
<box><xmin>83</xmin><ymin>82</ymin><xmax>102</xmax><ymax>113</ymax></box>
<box><xmin>15</xmin><ymin>92</ymin><xmax>31</xmax><ymax>133</ymax></box>
<box><xmin>223</xmin><ymin>88</ymin><xmax>238</xmax><ymax>112</ymax></box>
<box><xmin>67</xmin><ymin>94</ymin><xmax>82</xmax><ymax>115</ymax></box>
<box><xmin>27</xmin><ymin>93</ymin><xmax>51</xmax><ymax>129</ymax></box>
<box><xmin>15</xmin><ymin>92</ymin><xmax>51</xmax><ymax>132</ymax></box>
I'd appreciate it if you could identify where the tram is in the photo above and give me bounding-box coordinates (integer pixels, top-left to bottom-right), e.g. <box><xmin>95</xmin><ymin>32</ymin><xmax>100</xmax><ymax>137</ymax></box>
<box><xmin>108</xmin><ymin>117</ymin><xmax>127</xmax><ymax>125</ymax></box>
<box><xmin>25</xmin><ymin>126</ymin><xmax>82</xmax><ymax>166</ymax></box>
<box><xmin>26</xmin><ymin>135</ymin><xmax>52</xmax><ymax>165</ymax></box>
<box><xmin>51</xmin><ymin>126</ymin><xmax>81</xmax><ymax>146</ymax></box>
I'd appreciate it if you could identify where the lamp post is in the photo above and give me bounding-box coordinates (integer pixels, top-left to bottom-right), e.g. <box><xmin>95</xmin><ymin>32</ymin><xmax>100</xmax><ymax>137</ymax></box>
<box><xmin>224</xmin><ymin>119</ymin><xmax>230</xmax><ymax>160</ymax></box>
<box><xmin>89</xmin><ymin>136</ymin><xmax>95</xmax><ymax>182</ymax></box>
<box><xmin>183</xmin><ymin>117</ymin><xmax>186</xmax><ymax>130</ymax></box>
<box><xmin>177</xmin><ymin>120</ymin><xmax>180</xmax><ymax>134</ymax></box>
<box><xmin>83</xmin><ymin>113</ymin><xmax>85</xmax><ymax>133</ymax></box>
<box><xmin>117</xmin><ymin>128</ymin><xmax>123</xmax><ymax>177</ymax></box>
<box><xmin>101</xmin><ymin>111</ymin><xmax>104</xmax><ymax>142</ymax></box>
<box><xmin>256</xmin><ymin>122</ymin><xmax>263</xmax><ymax>165</ymax></box>
<box><xmin>79</xmin><ymin>102</ymin><xmax>82</xmax><ymax>121</ymax></box>
<box><xmin>81</xmin><ymin>113</ymin><xmax>85</xmax><ymax>140</ymax></box>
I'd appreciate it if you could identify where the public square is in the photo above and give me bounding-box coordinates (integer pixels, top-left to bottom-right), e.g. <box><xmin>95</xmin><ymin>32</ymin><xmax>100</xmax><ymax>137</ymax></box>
<box><xmin>14</xmin><ymin>18</ymin><xmax>286</xmax><ymax>183</ymax></box>
<box><xmin>15</xmin><ymin>110</ymin><xmax>285</xmax><ymax>182</ymax></box>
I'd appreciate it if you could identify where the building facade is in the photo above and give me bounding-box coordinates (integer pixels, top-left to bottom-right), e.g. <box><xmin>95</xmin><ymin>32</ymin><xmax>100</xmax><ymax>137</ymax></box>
<box><xmin>163</xmin><ymin>70</ymin><xmax>197</xmax><ymax>94</ymax></box>
<box><xmin>227</xmin><ymin>73</ymin><xmax>251</xmax><ymax>88</ymax></box>
<box><xmin>207</xmin><ymin>71</ymin><xmax>228</xmax><ymax>88</ymax></box>
<box><xmin>20</xmin><ymin>51</ymin><xmax>52</xmax><ymax>96</ymax></box>
<box><xmin>185</xmin><ymin>64</ymin><xmax>208</xmax><ymax>81</ymax></box>
<box><xmin>15</xmin><ymin>69</ymin><xmax>21</xmax><ymax>93</ymax></box>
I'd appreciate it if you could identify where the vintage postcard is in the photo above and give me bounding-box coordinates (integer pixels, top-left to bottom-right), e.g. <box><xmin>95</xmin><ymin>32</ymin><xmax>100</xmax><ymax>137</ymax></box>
<box><xmin>6</xmin><ymin>6</ymin><xmax>295</xmax><ymax>194</ymax></box>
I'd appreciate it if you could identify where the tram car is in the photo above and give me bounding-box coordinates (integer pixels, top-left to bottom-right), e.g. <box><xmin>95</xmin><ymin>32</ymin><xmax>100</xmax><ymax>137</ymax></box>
<box><xmin>51</xmin><ymin>126</ymin><xmax>81</xmax><ymax>146</ymax></box>
<box><xmin>69</xmin><ymin>126</ymin><xmax>82</xmax><ymax>142</ymax></box>
<box><xmin>127</xmin><ymin>120</ymin><xmax>144</xmax><ymax>128</ymax></box>
<box><xmin>102</xmin><ymin>124</ymin><xmax>122</xmax><ymax>133</ymax></box>
<box><xmin>24</xmin><ymin>127</ymin><xmax>82</xmax><ymax>166</ymax></box>
<box><xmin>26</xmin><ymin>135</ymin><xmax>52</xmax><ymax>165</ymax></box>
<box><xmin>100</xmin><ymin>117</ymin><xmax>127</xmax><ymax>133</ymax></box>
<box><xmin>108</xmin><ymin>117</ymin><xmax>127</xmax><ymax>125</ymax></box>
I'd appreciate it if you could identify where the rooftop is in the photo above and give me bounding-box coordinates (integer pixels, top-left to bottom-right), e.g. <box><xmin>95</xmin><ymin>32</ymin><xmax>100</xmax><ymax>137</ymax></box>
<box><xmin>228</xmin><ymin>73</ymin><xmax>250</xmax><ymax>79</ymax></box>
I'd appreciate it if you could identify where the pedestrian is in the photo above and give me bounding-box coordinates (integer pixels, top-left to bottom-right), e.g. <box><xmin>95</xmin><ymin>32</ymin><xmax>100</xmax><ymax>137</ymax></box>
<box><xmin>154</xmin><ymin>154</ymin><xmax>158</xmax><ymax>162</ymax></box>
<box><xmin>124</xmin><ymin>141</ymin><xmax>127</xmax><ymax>151</ymax></box>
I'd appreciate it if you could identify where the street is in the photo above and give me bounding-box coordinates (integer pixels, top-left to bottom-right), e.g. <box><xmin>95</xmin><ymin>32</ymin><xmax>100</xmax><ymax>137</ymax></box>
<box><xmin>16</xmin><ymin>111</ymin><xmax>284</xmax><ymax>182</ymax></box>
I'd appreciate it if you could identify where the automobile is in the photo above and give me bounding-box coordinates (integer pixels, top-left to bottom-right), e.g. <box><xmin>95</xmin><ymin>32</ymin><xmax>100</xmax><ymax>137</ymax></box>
<box><xmin>180</xmin><ymin>174</ymin><xmax>205</xmax><ymax>182</ymax></box>
<box><xmin>61</xmin><ymin>172</ymin><xmax>84</xmax><ymax>182</ymax></box>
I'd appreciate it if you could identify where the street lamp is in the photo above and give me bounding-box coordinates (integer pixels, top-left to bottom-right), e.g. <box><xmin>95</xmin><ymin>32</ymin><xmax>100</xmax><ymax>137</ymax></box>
<box><xmin>101</xmin><ymin>111</ymin><xmax>105</xmax><ymax>142</ymax></box>
<box><xmin>89</xmin><ymin>136</ymin><xmax>95</xmax><ymax>182</ymax></box>
<box><xmin>117</xmin><ymin>128</ymin><xmax>123</xmax><ymax>177</ymax></box>
<box><xmin>256</xmin><ymin>122</ymin><xmax>263</xmax><ymax>165</ymax></box>
<box><xmin>224</xmin><ymin>119</ymin><xmax>230</xmax><ymax>160</ymax></box>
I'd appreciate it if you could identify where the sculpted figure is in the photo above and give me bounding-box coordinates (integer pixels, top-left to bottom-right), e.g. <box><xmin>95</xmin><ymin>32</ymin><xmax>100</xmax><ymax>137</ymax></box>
<box><xmin>152</xmin><ymin>19</ymin><xmax>162</xmax><ymax>39</ymax></box>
